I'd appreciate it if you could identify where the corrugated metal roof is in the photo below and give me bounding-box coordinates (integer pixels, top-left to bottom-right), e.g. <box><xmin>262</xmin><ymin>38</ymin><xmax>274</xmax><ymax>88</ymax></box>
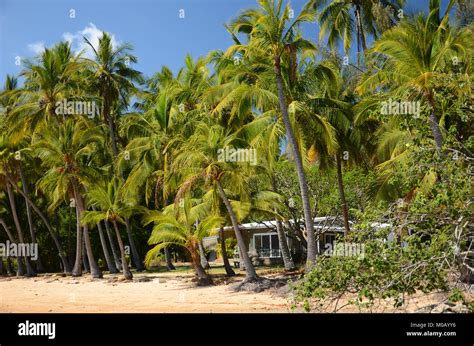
<box><xmin>220</xmin><ymin>216</ymin><xmax>350</xmax><ymax>232</ymax></box>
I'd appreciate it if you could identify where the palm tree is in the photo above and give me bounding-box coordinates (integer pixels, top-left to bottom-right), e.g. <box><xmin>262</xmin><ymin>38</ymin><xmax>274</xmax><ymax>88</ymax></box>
<box><xmin>82</xmin><ymin>177</ymin><xmax>137</xmax><ymax>280</ymax></box>
<box><xmin>144</xmin><ymin>196</ymin><xmax>223</xmax><ymax>285</ymax></box>
<box><xmin>84</xmin><ymin>32</ymin><xmax>145</xmax><ymax>271</ymax></box>
<box><xmin>308</xmin><ymin>0</ymin><xmax>404</xmax><ymax>63</ymax></box>
<box><xmin>357</xmin><ymin>0</ymin><xmax>473</xmax><ymax>154</ymax></box>
<box><xmin>9</xmin><ymin>42</ymin><xmax>84</xmax><ymax>132</ymax></box>
<box><xmin>172</xmin><ymin>122</ymin><xmax>261</xmax><ymax>281</ymax></box>
<box><xmin>302</xmin><ymin>59</ymin><xmax>358</xmax><ymax>236</ymax></box>
<box><xmin>84</xmin><ymin>32</ymin><xmax>142</xmax><ymax>156</ymax></box>
<box><xmin>228</xmin><ymin>0</ymin><xmax>321</xmax><ymax>268</ymax></box>
<box><xmin>32</xmin><ymin>117</ymin><xmax>103</xmax><ymax>278</ymax></box>
<box><xmin>236</xmin><ymin>113</ymin><xmax>296</xmax><ymax>270</ymax></box>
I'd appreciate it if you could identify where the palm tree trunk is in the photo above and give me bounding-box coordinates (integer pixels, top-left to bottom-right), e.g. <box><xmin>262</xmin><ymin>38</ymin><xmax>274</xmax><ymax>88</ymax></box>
<box><xmin>198</xmin><ymin>240</ymin><xmax>210</xmax><ymax>269</ymax></box>
<box><xmin>6</xmin><ymin>176</ymin><xmax>69</xmax><ymax>273</ymax></box>
<box><xmin>82</xmin><ymin>237</ymin><xmax>90</xmax><ymax>273</ymax></box>
<box><xmin>112</xmin><ymin>220</ymin><xmax>133</xmax><ymax>280</ymax></box>
<box><xmin>104</xmin><ymin>220</ymin><xmax>122</xmax><ymax>270</ymax></box>
<box><xmin>72</xmin><ymin>195</ymin><xmax>83</xmax><ymax>276</ymax></box>
<box><xmin>107</xmin><ymin>112</ymin><xmax>119</xmax><ymax>159</ymax></box>
<box><xmin>425</xmin><ymin>91</ymin><xmax>444</xmax><ymax>154</ymax></box>
<box><xmin>97</xmin><ymin>220</ymin><xmax>119</xmax><ymax>273</ymax></box>
<box><xmin>0</xmin><ymin>216</ymin><xmax>22</xmax><ymax>275</ymax></box>
<box><xmin>164</xmin><ymin>246</ymin><xmax>176</xmax><ymax>270</ymax></box>
<box><xmin>336</xmin><ymin>153</ymin><xmax>351</xmax><ymax>236</ymax></box>
<box><xmin>71</xmin><ymin>177</ymin><xmax>102</xmax><ymax>278</ymax></box>
<box><xmin>190</xmin><ymin>244</ymin><xmax>211</xmax><ymax>285</ymax></box>
<box><xmin>67</xmin><ymin>206</ymin><xmax>74</xmax><ymax>269</ymax></box>
<box><xmin>0</xmin><ymin>216</ymin><xmax>16</xmax><ymax>244</ymax></box>
<box><xmin>6</xmin><ymin>182</ymin><xmax>36</xmax><ymax>277</ymax></box>
<box><xmin>104</xmin><ymin>96</ymin><xmax>143</xmax><ymax>272</ymax></box>
<box><xmin>271</xmin><ymin>178</ymin><xmax>295</xmax><ymax>271</ymax></box>
<box><xmin>275</xmin><ymin>219</ymin><xmax>296</xmax><ymax>271</ymax></box>
<box><xmin>19</xmin><ymin>163</ymin><xmax>45</xmax><ymax>272</ymax></box>
<box><xmin>354</xmin><ymin>4</ymin><xmax>367</xmax><ymax>64</ymax></box>
<box><xmin>124</xmin><ymin>218</ymin><xmax>144</xmax><ymax>271</ymax></box>
<box><xmin>90</xmin><ymin>205</ymin><xmax>118</xmax><ymax>273</ymax></box>
<box><xmin>216</xmin><ymin>180</ymin><xmax>258</xmax><ymax>281</ymax></box>
<box><xmin>219</xmin><ymin>227</ymin><xmax>235</xmax><ymax>276</ymax></box>
<box><xmin>274</xmin><ymin>56</ymin><xmax>318</xmax><ymax>270</ymax></box>
<box><xmin>82</xmin><ymin>224</ymin><xmax>102</xmax><ymax>278</ymax></box>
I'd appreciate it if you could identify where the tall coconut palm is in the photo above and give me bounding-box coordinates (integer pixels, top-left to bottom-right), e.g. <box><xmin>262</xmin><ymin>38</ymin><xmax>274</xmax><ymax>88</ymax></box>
<box><xmin>1</xmin><ymin>69</ymin><xmax>73</xmax><ymax>273</ymax></box>
<box><xmin>84</xmin><ymin>32</ymin><xmax>145</xmax><ymax>271</ymax></box>
<box><xmin>32</xmin><ymin>117</ymin><xmax>103</xmax><ymax>278</ymax></box>
<box><xmin>144</xmin><ymin>196</ymin><xmax>223</xmax><ymax>285</ymax></box>
<box><xmin>84</xmin><ymin>32</ymin><xmax>142</xmax><ymax>156</ymax></box>
<box><xmin>357</xmin><ymin>0</ymin><xmax>473</xmax><ymax>154</ymax></box>
<box><xmin>10</xmin><ymin>42</ymin><xmax>83</xmax><ymax>132</ymax></box>
<box><xmin>228</xmin><ymin>0</ymin><xmax>321</xmax><ymax>268</ymax></box>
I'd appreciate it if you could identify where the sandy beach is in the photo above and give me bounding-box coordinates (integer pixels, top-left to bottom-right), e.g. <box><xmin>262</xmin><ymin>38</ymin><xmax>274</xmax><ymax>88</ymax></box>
<box><xmin>0</xmin><ymin>272</ymin><xmax>290</xmax><ymax>313</ymax></box>
<box><xmin>1</xmin><ymin>270</ymin><xmax>471</xmax><ymax>313</ymax></box>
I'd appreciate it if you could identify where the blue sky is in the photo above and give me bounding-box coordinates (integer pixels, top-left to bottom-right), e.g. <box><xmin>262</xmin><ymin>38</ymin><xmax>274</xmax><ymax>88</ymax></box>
<box><xmin>0</xmin><ymin>0</ymin><xmax>448</xmax><ymax>85</ymax></box>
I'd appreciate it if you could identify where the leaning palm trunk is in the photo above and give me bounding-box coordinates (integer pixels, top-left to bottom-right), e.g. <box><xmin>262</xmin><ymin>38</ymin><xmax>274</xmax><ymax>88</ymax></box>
<box><xmin>274</xmin><ymin>56</ymin><xmax>318</xmax><ymax>269</ymax></box>
<box><xmin>97</xmin><ymin>220</ymin><xmax>119</xmax><ymax>273</ymax></box>
<box><xmin>111</xmin><ymin>220</ymin><xmax>133</xmax><ymax>280</ymax></box>
<box><xmin>19</xmin><ymin>164</ymin><xmax>45</xmax><ymax>272</ymax></box>
<box><xmin>219</xmin><ymin>227</ymin><xmax>235</xmax><ymax>276</ymax></box>
<box><xmin>0</xmin><ymin>217</ymin><xmax>16</xmax><ymax>243</ymax></box>
<box><xmin>6</xmin><ymin>182</ymin><xmax>36</xmax><ymax>277</ymax></box>
<box><xmin>91</xmin><ymin>204</ymin><xmax>118</xmax><ymax>273</ymax></box>
<box><xmin>190</xmin><ymin>243</ymin><xmax>211</xmax><ymax>285</ymax></box>
<box><xmin>82</xmin><ymin>224</ymin><xmax>102</xmax><ymax>277</ymax></box>
<box><xmin>275</xmin><ymin>219</ymin><xmax>295</xmax><ymax>271</ymax></box>
<box><xmin>7</xmin><ymin>176</ymin><xmax>69</xmax><ymax>273</ymax></box>
<box><xmin>71</xmin><ymin>177</ymin><xmax>102</xmax><ymax>278</ymax></box>
<box><xmin>198</xmin><ymin>240</ymin><xmax>210</xmax><ymax>269</ymax></box>
<box><xmin>124</xmin><ymin>218</ymin><xmax>144</xmax><ymax>271</ymax></box>
<box><xmin>104</xmin><ymin>221</ymin><xmax>122</xmax><ymax>270</ymax></box>
<box><xmin>336</xmin><ymin>153</ymin><xmax>351</xmax><ymax>236</ymax></box>
<box><xmin>216</xmin><ymin>180</ymin><xmax>258</xmax><ymax>281</ymax></box>
<box><xmin>0</xmin><ymin>216</ymin><xmax>23</xmax><ymax>276</ymax></box>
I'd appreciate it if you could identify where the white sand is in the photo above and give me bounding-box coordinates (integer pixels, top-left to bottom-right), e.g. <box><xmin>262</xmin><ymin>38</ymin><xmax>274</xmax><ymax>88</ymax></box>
<box><xmin>0</xmin><ymin>273</ymin><xmax>289</xmax><ymax>313</ymax></box>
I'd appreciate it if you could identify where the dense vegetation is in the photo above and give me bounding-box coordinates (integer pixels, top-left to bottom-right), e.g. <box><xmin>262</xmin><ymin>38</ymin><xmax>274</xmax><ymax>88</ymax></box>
<box><xmin>0</xmin><ymin>0</ymin><xmax>472</xmax><ymax>305</ymax></box>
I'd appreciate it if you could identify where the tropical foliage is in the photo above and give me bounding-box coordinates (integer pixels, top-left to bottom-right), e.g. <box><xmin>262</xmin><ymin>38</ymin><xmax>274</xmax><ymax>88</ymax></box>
<box><xmin>0</xmin><ymin>0</ymin><xmax>471</xmax><ymax>307</ymax></box>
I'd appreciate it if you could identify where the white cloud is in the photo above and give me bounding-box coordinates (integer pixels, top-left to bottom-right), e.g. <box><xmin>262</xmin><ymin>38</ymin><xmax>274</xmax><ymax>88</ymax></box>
<box><xmin>27</xmin><ymin>41</ymin><xmax>45</xmax><ymax>55</ymax></box>
<box><xmin>62</xmin><ymin>23</ymin><xmax>120</xmax><ymax>58</ymax></box>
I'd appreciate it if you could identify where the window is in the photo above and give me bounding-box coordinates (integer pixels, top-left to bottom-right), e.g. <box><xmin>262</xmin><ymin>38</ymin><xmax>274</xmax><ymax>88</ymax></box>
<box><xmin>324</xmin><ymin>233</ymin><xmax>336</xmax><ymax>248</ymax></box>
<box><xmin>253</xmin><ymin>233</ymin><xmax>281</xmax><ymax>258</ymax></box>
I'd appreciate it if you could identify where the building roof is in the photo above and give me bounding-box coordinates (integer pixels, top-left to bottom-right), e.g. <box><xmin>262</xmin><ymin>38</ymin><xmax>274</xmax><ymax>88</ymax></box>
<box><xmin>221</xmin><ymin>216</ymin><xmax>350</xmax><ymax>233</ymax></box>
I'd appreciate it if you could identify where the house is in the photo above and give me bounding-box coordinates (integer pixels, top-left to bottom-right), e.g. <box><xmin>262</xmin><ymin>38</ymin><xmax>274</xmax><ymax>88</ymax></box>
<box><xmin>203</xmin><ymin>217</ymin><xmax>350</xmax><ymax>267</ymax></box>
